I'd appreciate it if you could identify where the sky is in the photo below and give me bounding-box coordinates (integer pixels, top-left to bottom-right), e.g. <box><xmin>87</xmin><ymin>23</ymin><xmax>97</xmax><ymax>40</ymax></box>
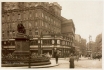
<box><xmin>57</xmin><ymin>1</ymin><xmax>103</xmax><ymax>43</ymax></box>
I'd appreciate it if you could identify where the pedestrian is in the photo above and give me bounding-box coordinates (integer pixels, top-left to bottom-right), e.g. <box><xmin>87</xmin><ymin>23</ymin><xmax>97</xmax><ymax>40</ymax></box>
<box><xmin>55</xmin><ymin>51</ymin><xmax>59</xmax><ymax>64</ymax></box>
<box><xmin>69</xmin><ymin>53</ymin><xmax>75</xmax><ymax>68</ymax></box>
<box><xmin>98</xmin><ymin>54</ymin><xmax>100</xmax><ymax>61</ymax></box>
<box><xmin>76</xmin><ymin>55</ymin><xmax>79</xmax><ymax>62</ymax></box>
<box><xmin>64</xmin><ymin>53</ymin><xmax>66</xmax><ymax>59</ymax></box>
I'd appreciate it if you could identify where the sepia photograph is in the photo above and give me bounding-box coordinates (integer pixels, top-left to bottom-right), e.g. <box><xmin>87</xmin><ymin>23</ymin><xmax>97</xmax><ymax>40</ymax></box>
<box><xmin>1</xmin><ymin>0</ymin><xmax>103</xmax><ymax>69</ymax></box>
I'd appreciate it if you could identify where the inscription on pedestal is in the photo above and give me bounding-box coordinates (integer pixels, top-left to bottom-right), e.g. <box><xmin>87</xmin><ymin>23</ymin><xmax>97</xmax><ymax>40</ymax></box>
<box><xmin>14</xmin><ymin>33</ymin><xmax>30</xmax><ymax>56</ymax></box>
<box><xmin>15</xmin><ymin>40</ymin><xmax>29</xmax><ymax>51</ymax></box>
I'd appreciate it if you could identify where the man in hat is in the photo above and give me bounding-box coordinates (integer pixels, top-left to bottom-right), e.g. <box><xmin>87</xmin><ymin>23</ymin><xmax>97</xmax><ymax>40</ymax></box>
<box><xmin>69</xmin><ymin>53</ymin><xmax>75</xmax><ymax>68</ymax></box>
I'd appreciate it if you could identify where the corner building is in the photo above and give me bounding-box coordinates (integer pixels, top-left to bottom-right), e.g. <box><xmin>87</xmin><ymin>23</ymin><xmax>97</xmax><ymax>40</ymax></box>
<box><xmin>2</xmin><ymin>2</ymin><xmax>75</xmax><ymax>57</ymax></box>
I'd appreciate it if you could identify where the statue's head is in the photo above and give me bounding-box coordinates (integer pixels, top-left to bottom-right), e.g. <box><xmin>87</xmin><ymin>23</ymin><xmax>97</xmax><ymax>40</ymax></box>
<box><xmin>17</xmin><ymin>21</ymin><xmax>26</xmax><ymax>34</ymax></box>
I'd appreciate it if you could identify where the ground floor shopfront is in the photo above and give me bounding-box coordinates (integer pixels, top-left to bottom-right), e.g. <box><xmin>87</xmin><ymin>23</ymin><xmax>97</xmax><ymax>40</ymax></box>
<box><xmin>2</xmin><ymin>46</ymin><xmax>71</xmax><ymax>58</ymax></box>
<box><xmin>2</xmin><ymin>34</ymin><xmax>73</xmax><ymax>57</ymax></box>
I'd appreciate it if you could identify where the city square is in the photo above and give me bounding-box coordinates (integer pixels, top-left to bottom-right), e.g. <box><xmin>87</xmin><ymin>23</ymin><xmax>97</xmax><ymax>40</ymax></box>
<box><xmin>1</xmin><ymin>1</ymin><xmax>102</xmax><ymax>69</ymax></box>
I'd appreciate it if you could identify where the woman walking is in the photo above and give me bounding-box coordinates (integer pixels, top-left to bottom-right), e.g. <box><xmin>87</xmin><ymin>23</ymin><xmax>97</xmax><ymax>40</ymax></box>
<box><xmin>69</xmin><ymin>53</ymin><xmax>75</xmax><ymax>68</ymax></box>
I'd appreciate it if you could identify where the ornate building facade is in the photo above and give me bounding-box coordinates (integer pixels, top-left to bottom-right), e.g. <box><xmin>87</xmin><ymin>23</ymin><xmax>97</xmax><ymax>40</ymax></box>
<box><xmin>2</xmin><ymin>2</ymin><xmax>75</xmax><ymax>57</ymax></box>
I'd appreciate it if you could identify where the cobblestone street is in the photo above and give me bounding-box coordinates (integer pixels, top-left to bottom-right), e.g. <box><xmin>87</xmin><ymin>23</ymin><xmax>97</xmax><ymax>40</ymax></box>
<box><xmin>50</xmin><ymin>57</ymin><xmax>102</xmax><ymax>69</ymax></box>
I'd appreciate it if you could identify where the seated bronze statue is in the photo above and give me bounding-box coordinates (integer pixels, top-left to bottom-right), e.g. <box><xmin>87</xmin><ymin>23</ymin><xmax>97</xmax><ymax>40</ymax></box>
<box><xmin>17</xmin><ymin>23</ymin><xmax>26</xmax><ymax>34</ymax></box>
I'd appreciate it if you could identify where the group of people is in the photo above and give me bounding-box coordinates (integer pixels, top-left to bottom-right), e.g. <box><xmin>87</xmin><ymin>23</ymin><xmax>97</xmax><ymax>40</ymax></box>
<box><xmin>54</xmin><ymin>51</ymin><xmax>75</xmax><ymax>68</ymax></box>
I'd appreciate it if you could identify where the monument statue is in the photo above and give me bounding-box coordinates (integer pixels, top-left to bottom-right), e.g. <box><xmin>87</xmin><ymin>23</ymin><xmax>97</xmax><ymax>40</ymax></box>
<box><xmin>14</xmin><ymin>21</ymin><xmax>29</xmax><ymax>56</ymax></box>
<box><xmin>17</xmin><ymin>22</ymin><xmax>26</xmax><ymax>34</ymax></box>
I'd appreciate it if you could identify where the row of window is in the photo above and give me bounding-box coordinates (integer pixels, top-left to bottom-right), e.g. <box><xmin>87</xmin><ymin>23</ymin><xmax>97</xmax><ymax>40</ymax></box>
<box><xmin>3</xmin><ymin>2</ymin><xmax>60</xmax><ymax>14</ymax></box>
<box><xmin>2</xmin><ymin>31</ymin><xmax>61</xmax><ymax>39</ymax></box>
<box><xmin>2</xmin><ymin>40</ymin><xmax>72</xmax><ymax>46</ymax></box>
<box><xmin>2</xmin><ymin>31</ymin><xmax>18</xmax><ymax>37</ymax></box>
<box><xmin>2</xmin><ymin>29</ymin><xmax>61</xmax><ymax>39</ymax></box>
<box><xmin>2</xmin><ymin>22</ymin><xmax>60</xmax><ymax>31</ymax></box>
<box><xmin>2</xmin><ymin>30</ymin><xmax>73</xmax><ymax>43</ymax></box>
<box><xmin>2</xmin><ymin>21</ymin><xmax>61</xmax><ymax>35</ymax></box>
<box><xmin>2</xmin><ymin>31</ymin><xmax>73</xmax><ymax>43</ymax></box>
<box><xmin>2</xmin><ymin>30</ymin><xmax>38</xmax><ymax>38</ymax></box>
<box><xmin>2</xmin><ymin>10</ymin><xmax>61</xmax><ymax>27</ymax></box>
<box><xmin>4</xmin><ymin>2</ymin><xmax>50</xmax><ymax>10</ymax></box>
<box><xmin>24</xmin><ymin>2</ymin><xmax>49</xmax><ymax>9</ymax></box>
<box><xmin>4</xmin><ymin>2</ymin><xmax>19</xmax><ymax>10</ymax></box>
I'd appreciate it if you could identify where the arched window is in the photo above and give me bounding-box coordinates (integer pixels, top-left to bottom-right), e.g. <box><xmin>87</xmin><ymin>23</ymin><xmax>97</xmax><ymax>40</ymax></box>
<box><xmin>23</xmin><ymin>11</ymin><xmax>26</xmax><ymax>20</ymax></box>
<box><xmin>2</xmin><ymin>31</ymin><xmax>4</xmax><ymax>38</ymax></box>
<box><xmin>9</xmin><ymin>31</ymin><xmax>13</xmax><ymax>38</ymax></box>
<box><xmin>29</xmin><ymin>11</ymin><xmax>32</xmax><ymax>18</ymax></box>
<box><xmin>42</xmin><ymin>13</ymin><xmax>44</xmax><ymax>17</ymax></box>
<box><xmin>18</xmin><ymin>13</ymin><xmax>21</xmax><ymax>19</ymax></box>
<box><xmin>2</xmin><ymin>23</ymin><xmax>5</xmax><ymax>31</ymax></box>
<box><xmin>29</xmin><ymin>23</ymin><xmax>32</xmax><ymax>29</ymax></box>
<box><xmin>28</xmin><ymin>2</ymin><xmax>32</xmax><ymax>7</ymax></box>
<box><xmin>12</xmin><ymin>23</ymin><xmax>15</xmax><ymax>30</ymax></box>
<box><xmin>35</xmin><ymin>27</ymin><xmax>38</xmax><ymax>35</ymax></box>
<box><xmin>13</xmin><ymin>31</ymin><xmax>15</xmax><ymax>37</ymax></box>
<box><xmin>12</xmin><ymin>13</ymin><xmax>15</xmax><ymax>21</ymax></box>
<box><xmin>7</xmin><ymin>14</ymin><xmax>10</xmax><ymax>21</ymax></box>
<box><xmin>35</xmin><ymin>22</ymin><xmax>37</xmax><ymax>26</ymax></box>
<box><xmin>2</xmin><ymin>15</ymin><xmax>5</xmax><ymax>23</ymax></box>
<box><xmin>42</xmin><ymin>21</ymin><xmax>44</xmax><ymax>26</ymax></box>
<box><xmin>36</xmin><ymin>13</ymin><xmax>37</xmax><ymax>17</ymax></box>
<box><xmin>7</xmin><ymin>31</ymin><xmax>9</xmax><ymax>37</ymax></box>
<box><xmin>45</xmin><ymin>23</ymin><xmax>47</xmax><ymax>28</ymax></box>
<box><xmin>29</xmin><ymin>30</ymin><xmax>32</xmax><ymax>35</ymax></box>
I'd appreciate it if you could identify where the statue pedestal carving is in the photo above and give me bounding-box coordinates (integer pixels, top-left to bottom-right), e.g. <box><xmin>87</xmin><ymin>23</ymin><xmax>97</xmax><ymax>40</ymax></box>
<box><xmin>14</xmin><ymin>33</ymin><xmax>30</xmax><ymax>56</ymax></box>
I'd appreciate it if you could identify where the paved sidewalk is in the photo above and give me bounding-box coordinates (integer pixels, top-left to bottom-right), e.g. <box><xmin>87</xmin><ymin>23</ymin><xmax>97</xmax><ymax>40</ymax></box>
<box><xmin>50</xmin><ymin>57</ymin><xmax>102</xmax><ymax>69</ymax></box>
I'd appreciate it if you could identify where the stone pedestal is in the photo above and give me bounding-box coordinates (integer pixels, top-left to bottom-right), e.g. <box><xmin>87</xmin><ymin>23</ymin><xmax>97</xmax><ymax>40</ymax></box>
<box><xmin>13</xmin><ymin>33</ymin><xmax>30</xmax><ymax>56</ymax></box>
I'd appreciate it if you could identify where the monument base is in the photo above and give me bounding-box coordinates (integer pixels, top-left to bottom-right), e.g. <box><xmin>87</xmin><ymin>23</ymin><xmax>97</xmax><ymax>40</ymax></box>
<box><xmin>13</xmin><ymin>33</ymin><xmax>30</xmax><ymax>56</ymax></box>
<box><xmin>13</xmin><ymin>51</ymin><xmax>30</xmax><ymax>56</ymax></box>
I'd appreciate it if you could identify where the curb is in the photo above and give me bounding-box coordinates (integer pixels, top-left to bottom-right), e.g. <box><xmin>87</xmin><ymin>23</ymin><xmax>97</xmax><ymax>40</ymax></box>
<box><xmin>2</xmin><ymin>62</ymin><xmax>59</xmax><ymax>68</ymax></box>
<box><xmin>30</xmin><ymin>64</ymin><xmax>59</xmax><ymax>68</ymax></box>
<box><xmin>2</xmin><ymin>64</ymin><xmax>59</xmax><ymax>68</ymax></box>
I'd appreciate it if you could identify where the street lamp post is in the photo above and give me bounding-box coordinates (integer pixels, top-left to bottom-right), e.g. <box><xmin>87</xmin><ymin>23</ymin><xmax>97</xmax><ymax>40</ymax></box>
<box><xmin>38</xmin><ymin>37</ymin><xmax>41</xmax><ymax>56</ymax></box>
<box><xmin>28</xmin><ymin>35</ymin><xmax>31</xmax><ymax>68</ymax></box>
<box><xmin>41</xmin><ymin>39</ymin><xmax>43</xmax><ymax>54</ymax></box>
<box><xmin>89</xmin><ymin>35</ymin><xmax>92</xmax><ymax>59</ymax></box>
<box><xmin>52</xmin><ymin>33</ymin><xmax>57</xmax><ymax>58</ymax></box>
<box><xmin>38</xmin><ymin>32</ymin><xmax>42</xmax><ymax>56</ymax></box>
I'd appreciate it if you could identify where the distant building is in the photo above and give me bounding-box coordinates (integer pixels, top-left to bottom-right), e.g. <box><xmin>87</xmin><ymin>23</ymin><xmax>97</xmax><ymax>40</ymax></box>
<box><xmin>95</xmin><ymin>33</ymin><xmax>102</xmax><ymax>56</ymax></box>
<box><xmin>74</xmin><ymin>34</ymin><xmax>81</xmax><ymax>55</ymax></box>
<box><xmin>2</xmin><ymin>2</ymin><xmax>75</xmax><ymax>57</ymax></box>
<box><xmin>80</xmin><ymin>38</ymin><xmax>86</xmax><ymax>56</ymax></box>
<box><xmin>75</xmin><ymin>34</ymin><xmax>81</xmax><ymax>43</ymax></box>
